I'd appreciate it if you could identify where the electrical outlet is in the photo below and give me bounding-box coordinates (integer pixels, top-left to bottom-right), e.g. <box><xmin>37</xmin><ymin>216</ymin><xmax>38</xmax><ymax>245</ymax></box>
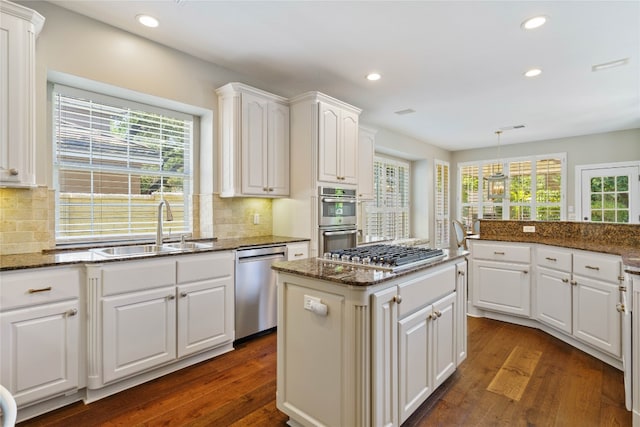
<box><xmin>523</xmin><ymin>225</ymin><xmax>536</xmax><ymax>233</ymax></box>
<box><xmin>253</xmin><ymin>213</ymin><xmax>260</xmax><ymax>225</ymax></box>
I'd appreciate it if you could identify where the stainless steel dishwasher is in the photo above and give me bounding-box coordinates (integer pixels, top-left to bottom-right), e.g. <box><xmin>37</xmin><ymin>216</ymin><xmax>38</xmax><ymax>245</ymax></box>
<box><xmin>235</xmin><ymin>245</ymin><xmax>287</xmax><ymax>340</ymax></box>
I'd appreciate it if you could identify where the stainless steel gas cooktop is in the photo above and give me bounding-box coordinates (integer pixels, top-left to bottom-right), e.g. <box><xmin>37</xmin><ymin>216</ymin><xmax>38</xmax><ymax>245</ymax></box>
<box><xmin>321</xmin><ymin>244</ymin><xmax>446</xmax><ymax>272</ymax></box>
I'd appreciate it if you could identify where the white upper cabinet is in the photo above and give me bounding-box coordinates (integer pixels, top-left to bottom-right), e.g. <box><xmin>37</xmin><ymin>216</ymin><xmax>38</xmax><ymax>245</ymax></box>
<box><xmin>216</xmin><ymin>83</ymin><xmax>289</xmax><ymax>197</ymax></box>
<box><xmin>318</xmin><ymin>100</ymin><xmax>359</xmax><ymax>185</ymax></box>
<box><xmin>357</xmin><ymin>127</ymin><xmax>376</xmax><ymax>200</ymax></box>
<box><xmin>0</xmin><ymin>1</ymin><xmax>44</xmax><ymax>187</ymax></box>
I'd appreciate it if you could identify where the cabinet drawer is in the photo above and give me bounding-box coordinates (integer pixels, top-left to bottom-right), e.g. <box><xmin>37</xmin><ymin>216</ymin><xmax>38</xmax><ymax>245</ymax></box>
<box><xmin>176</xmin><ymin>251</ymin><xmax>234</xmax><ymax>283</ymax></box>
<box><xmin>0</xmin><ymin>267</ymin><xmax>81</xmax><ymax>311</ymax></box>
<box><xmin>102</xmin><ymin>258</ymin><xmax>176</xmax><ymax>296</ymax></box>
<box><xmin>472</xmin><ymin>242</ymin><xmax>531</xmax><ymax>263</ymax></box>
<box><xmin>537</xmin><ymin>246</ymin><xmax>572</xmax><ymax>272</ymax></box>
<box><xmin>573</xmin><ymin>252</ymin><xmax>621</xmax><ymax>283</ymax></box>
<box><xmin>398</xmin><ymin>264</ymin><xmax>455</xmax><ymax>317</ymax></box>
<box><xmin>287</xmin><ymin>242</ymin><xmax>309</xmax><ymax>261</ymax></box>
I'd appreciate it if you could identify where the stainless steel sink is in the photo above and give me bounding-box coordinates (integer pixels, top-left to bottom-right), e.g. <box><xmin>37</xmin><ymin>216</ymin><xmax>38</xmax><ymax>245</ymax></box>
<box><xmin>91</xmin><ymin>244</ymin><xmax>179</xmax><ymax>258</ymax></box>
<box><xmin>163</xmin><ymin>241</ymin><xmax>213</xmax><ymax>251</ymax></box>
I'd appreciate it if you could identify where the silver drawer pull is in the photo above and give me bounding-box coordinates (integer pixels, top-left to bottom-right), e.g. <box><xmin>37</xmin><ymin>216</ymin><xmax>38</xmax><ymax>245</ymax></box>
<box><xmin>561</xmin><ymin>278</ymin><xmax>569</xmax><ymax>283</ymax></box>
<box><xmin>616</xmin><ymin>303</ymin><xmax>625</xmax><ymax>313</ymax></box>
<box><xmin>28</xmin><ymin>286</ymin><xmax>52</xmax><ymax>294</ymax></box>
<box><xmin>435</xmin><ymin>310</ymin><xmax>442</xmax><ymax>318</ymax></box>
<box><xmin>9</xmin><ymin>168</ymin><xmax>19</xmax><ymax>176</ymax></box>
<box><xmin>458</xmin><ymin>270</ymin><xmax>465</xmax><ymax>276</ymax></box>
<box><xmin>66</xmin><ymin>308</ymin><xmax>78</xmax><ymax>317</ymax></box>
<box><xmin>585</xmin><ymin>265</ymin><xmax>600</xmax><ymax>271</ymax></box>
<box><xmin>166</xmin><ymin>294</ymin><xmax>176</xmax><ymax>301</ymax></box>
<box><xmin>570</xmin><ymin>280</ymin><xmax>577</xmax><ymax>286</ymax></box>
<box><xmin>180</xmin><ymin>292</ymin><xmax>188</xmax><ymax>298</ymax></box>
<box><xmin>294</xmin><ymin>253</ymin><xmax>304</xmax><ymax>257</ymax></box>
<box><xmin>494</xmin><ymin>251</ymin><xmax>505</xmax><ymax>255</ymax></box>
<box><xmin>392</xmin><ymin>295</ymin><xmax>403</xmax><ymax>304</ymax></box>
<box><xmin>545</xmin><ymin>257</ymin><xmax>557</xmax><ymax>262</ymax></box>
<box><xmin>523</xmin><ymin>270</ymin><xmax>528</xmax><ymax>274</ymax></box>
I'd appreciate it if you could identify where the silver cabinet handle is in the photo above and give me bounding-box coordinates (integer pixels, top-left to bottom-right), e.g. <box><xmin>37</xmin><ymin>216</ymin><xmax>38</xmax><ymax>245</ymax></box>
<box><xmin>435</xmin><ymin>310</ymin><xmax>442</xmax><ymax>318</ymax></box>
<box><xmin>561</xmin><ymin>278</ymin><xmax>569</xmax><ymax>283</ymax></box>
<box><xmin>523</xmin><ymin>270</ymin><xmax>528</xmax><ymax>274</ymax></box>
<box><xmin>494</xmin><ymin>251</ymin><xmax>505</xmax><ymax>255</ymax></box>
<box><xmin>585</xmin><ymin>265</ymin><xmax>600</xmax><ymax>271</ymax></box>
<box><xmin>28</xmin><ymin>286</ymin><xmax>52</xmax><ymax>294</ymax></box>
<box><xmin>66</xmin><ymin>308</ymin><xmax>78</xmax><ymax>317</ymax></box>
<box><xmin>616</xmin><ymin>303</ymin><xmax>625</xmax><ymax>313</ymax></box>
<box><xmin>166</xmin><ymin>294</ymin><xmax>176</xmax><ymax>301</ymax></box>
<box><xmin>263</xmin><ymin>187</ymin><xmax>268</xmax><ymax>192</ymax></box>
<box><xmin>180</xmin><ymin>292</ymin><xmax>188</xmax><ymax>298</ymax></box>
<box><xmin>458</xmin><ymin>270</ymin><xmax>465</xmax><ymax>276</ymax></box>
<box><xmin>392</xmin><ymin>295</ymin><xmax>402</xmax><ymax>304</ymax></box>
<box><xmin>545</xmin><ymin>257</ymin><xmax>557</xmax><ymax>262</ymax></box>
<box><xmin>9</xmin><ymin>168</ymin><xmax>18</xmax><ymax>176</ymax></box>
<box><xmin>570</xmin><ymin>280</ymin><xmax>577</xmax><ymax>286</ymax></box>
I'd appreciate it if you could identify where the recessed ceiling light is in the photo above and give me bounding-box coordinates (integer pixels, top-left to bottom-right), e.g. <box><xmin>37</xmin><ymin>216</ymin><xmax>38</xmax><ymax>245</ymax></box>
<box><xmin>366</xmin><ymin>73</ymin><xmax>382</xmax><ymax>81</ymax></box>
<box><xmin>524</xmin><ymin>68</ymin><xmax>542</xmax><ymax>77</ymax></box>
<box><xmin>136</xmin><ymin>14</ymin><xmax>159</xmax><ymax>28</ymax></box>
<box><xmin>521</xmin><ymin>15</ymin><xmax>547</xmax><ymax>30</ymax></box>
<box><xmin>592</xmin><ymin>58</ymin><xmax>629</xmax><ymax>72</ymax></box>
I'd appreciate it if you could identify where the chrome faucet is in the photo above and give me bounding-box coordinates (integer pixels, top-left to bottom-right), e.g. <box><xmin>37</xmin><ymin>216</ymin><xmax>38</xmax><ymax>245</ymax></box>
<box><xmin>156</xmin><ymin>199</ymin><xmax>174</xmax><ymax>249</ymax></box>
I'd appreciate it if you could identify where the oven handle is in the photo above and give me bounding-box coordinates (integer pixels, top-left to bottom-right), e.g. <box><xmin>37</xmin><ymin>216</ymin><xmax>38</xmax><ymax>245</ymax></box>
<box><xmin>322</xmin><ymin>229</ymin><xmax>358</xmax><ymax>236</ymax></box>
<box><xmin>322</xmin><ymin>197</ymin><xmax>356</xmax><ymax>203</ymax></box>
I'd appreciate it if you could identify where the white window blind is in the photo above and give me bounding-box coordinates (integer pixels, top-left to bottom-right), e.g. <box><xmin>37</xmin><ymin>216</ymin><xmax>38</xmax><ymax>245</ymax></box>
<box><xmin>364</xmin><ymin>156</ymin><xmax>410</xmax><ymax>241</ymax></box>
<box><xmin>458</xmin><ymin>153</ymin><xmax>565</xmax><ymax>224</ymax></box>
<box><xmin>53</xmin><ymin>85</ymin><xmax>193</xmax><ymax>242</ymax></box>
<box><xmin>434</xmin><ymin>160</ymin><xmax>450</xmax><ymax>247</ymax></box>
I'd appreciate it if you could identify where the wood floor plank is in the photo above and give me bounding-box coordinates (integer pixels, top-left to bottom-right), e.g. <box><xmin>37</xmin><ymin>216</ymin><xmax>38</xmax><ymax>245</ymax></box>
<box><xmin>486</xmin><ymin>345</ymin><xmax>542</xmax><ymax>401</ymax></box>
<box><xmin>19</xmin><ymin>318</ymin><xmax>631</xmax><ymax>427</ymax></box>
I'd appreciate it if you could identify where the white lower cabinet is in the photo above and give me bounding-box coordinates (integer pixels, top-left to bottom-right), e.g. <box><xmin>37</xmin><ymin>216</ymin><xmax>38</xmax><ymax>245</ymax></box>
<box><xmin>276</xmin><ymin>260</ymin><xmax>464</xmax><ymax>427</ymax></box>
<box><xmin>89</xmin><ymin>251</ymin><xmax>234</xmax><ymax>389</ymax></box>
<box><xmin>472</xmin><ymin>259</ymin><xmax>531</xmax><ymax>317</ymax></box>
<box><xmin>0</xmin><ymin>266</ymin><xmax>81</xmax><ymax>407</ymax></box>
<box><xmin>398</xmin><ymin>292</ymin><xmax>456</xmax><ymax>424</ymax></box>
<box><xmin>536</xmin><ymin>266</ymin><xmax>572</xmax><ymax>334</ymax></box>
<box><xmin>102</xmin><ymin>286</ymin><xmax>177</xmax><ymax>384</ymax></box>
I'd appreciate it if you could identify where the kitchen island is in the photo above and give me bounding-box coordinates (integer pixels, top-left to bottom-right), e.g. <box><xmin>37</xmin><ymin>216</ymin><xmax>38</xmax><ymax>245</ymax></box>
<box><xmin>273</xmin><ymin>246</ymin><xmax>468</xmax><ymax>427</ymax></box>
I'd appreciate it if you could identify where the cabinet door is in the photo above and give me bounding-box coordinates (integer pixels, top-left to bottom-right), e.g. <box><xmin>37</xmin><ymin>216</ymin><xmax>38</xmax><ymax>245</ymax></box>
<box><xmin>472</xmin><ymin>259</ymin><xmax>531</xmax><ymax>317</ymax></box>
<box><xmin>536</xmin><ymin>266</ymin><xmax>572</xmax><ymax>334</ymax></box>
<box><xmin>398</xmin><ymin>305</ymin><xmax>432</xmax><ymax>424</ymax></box>
<box><xmin>267</xmin><ymin>101</ymin><xmax>289</xmax><ymax>196</ymax></box>
<box><xmin>432</xmin><ymin>292</ymin><xmax>457</xmax><ymax>390</ymax></box>
<box><xmin>357</xmin><ymin>128</ymin><xmax>375</xmax><ymax>200</ymax></box>
<box><xmin>455</xmin><ymin>261</ymin><xmax>467</xmax><ymax>365</ymax></box>
<box><xmin>318</xmin><ymin>102</ymin><xmax>340</xmax><ymax>183</ymax></box>
<box><xmin>371</xmin><ymin>286</ymin><xmax>399</xmax><ymax>427</ymax></box>
<box><xmin>241</xmin><ymin>92</ymin><xmax>269</xmax><ymax>195</ymax></box>
<box><xmin>0</xmin><ymin>8</ymin><xmax>37</xmax><ymax>186</ymax></box>
<box><xmin>573</xmin><ymin>275</ymin><xmax>621</xmax><ymax>357</ymax></box>
<box><xmin>102</xmin><ymin>286</ymin><xmax>176</xmax><ymax>383</ymax></box>
<box><xmin>0</xmin><ymin>300</ymin><xmax>79</xmax><ymax>406</ymax></box>
<box><xmin>340</xmin><ymin>109</ymin><xmax>359</xmax><ymax>185</ymax></box>
<box><xmin>177</xmin><ymin>276</ymin><xmax>233</xmax><ymax>358</ymax></box>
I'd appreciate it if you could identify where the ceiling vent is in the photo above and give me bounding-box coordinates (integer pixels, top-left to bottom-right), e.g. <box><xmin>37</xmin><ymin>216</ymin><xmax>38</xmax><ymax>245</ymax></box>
<box><xmin>499</xmin><ymin>124</ymin><xmax>526</xmax><ymax>131</ymax></box>
<box><xmin>394</xmin><ymin>108</ymin><xmax>416</xmax><ymax>116</ymax></box>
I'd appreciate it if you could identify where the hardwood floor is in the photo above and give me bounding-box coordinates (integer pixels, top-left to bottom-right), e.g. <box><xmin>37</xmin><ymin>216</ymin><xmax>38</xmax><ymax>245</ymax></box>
<box><xmin>19</xmin><ymin>317</ymin><xmax>631</xmax><ymax>427</ymax></box>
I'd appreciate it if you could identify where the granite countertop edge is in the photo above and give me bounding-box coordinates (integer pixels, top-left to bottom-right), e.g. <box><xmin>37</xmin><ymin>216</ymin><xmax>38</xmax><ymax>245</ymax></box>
<box><xmin>0</xmin><ymin>236</ymin><xmax>310</xmax><ymax>272</ymax></box>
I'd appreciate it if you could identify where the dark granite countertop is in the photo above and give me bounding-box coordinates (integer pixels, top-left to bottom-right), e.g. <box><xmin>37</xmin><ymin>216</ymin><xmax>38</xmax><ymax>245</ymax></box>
<box><xmin>0</xmin><ymin>236</ymin><xmax>309</xmax><ymax>271</ymax></box>
<box><xmin>272</xmin><ymin>245</ymin><xmax>469</xmax><ymax>287</ymax></box>
<box><xmin>470</xmin><ymin>235</ymin><xmax>640</xmax><ymax>273</ymax></box>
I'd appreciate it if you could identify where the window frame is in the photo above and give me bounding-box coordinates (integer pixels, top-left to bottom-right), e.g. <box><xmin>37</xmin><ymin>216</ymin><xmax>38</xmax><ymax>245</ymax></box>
<box><xmin>457</xmin><ymin>152</ymin><xmax>567</xmax><ymax>223</ymax></box>
<box><xmin>363</xmin><ymin>154</ymin><xmax>411</xmax><ymax>242</ymax></box>
<box><xmin>51</xmin><ymin>82</ymin><xmax>195</xmax><ymax>244</ymax></box>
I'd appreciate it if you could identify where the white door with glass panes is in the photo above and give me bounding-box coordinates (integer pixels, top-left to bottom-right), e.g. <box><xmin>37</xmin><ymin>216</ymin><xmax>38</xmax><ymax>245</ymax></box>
<box><xmin>578</xmin><ymin>163</ymin><xmax>639</xmax><ymax>223</ymax></box>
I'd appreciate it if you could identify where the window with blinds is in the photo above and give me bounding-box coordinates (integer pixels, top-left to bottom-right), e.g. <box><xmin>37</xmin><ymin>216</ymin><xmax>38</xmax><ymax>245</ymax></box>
<box><xmin>53</xmin><ymin>85</ymin><xmax>193</xmax><ymax>242</ymax></box>
<box><xmin>364</xmin><ymin>156</ymin><xmax>410</xmax><ymax>241</ymax></box>
<box><xmin>434</xmin><ymin>160</ymin><xmax>450</xmax><ymax>247</ymax></box>
<box><xmin>458</xmin><ymin>153</ymin><xmax>565</xmax><ymax>223</ymax></box>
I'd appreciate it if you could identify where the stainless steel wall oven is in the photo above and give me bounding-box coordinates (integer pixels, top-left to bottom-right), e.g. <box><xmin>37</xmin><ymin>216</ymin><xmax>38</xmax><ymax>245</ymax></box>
<box><xmin>318</xmin><ymin>186</ymin><xmax>357</xmax><ymax>254</ymax></box>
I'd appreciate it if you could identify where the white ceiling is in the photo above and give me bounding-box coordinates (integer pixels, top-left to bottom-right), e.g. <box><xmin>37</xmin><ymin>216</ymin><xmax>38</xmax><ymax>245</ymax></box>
<box><xmin>49</xmin><ymin>0</ymin><xmax>640</xmax><ymax>151</ymax></box>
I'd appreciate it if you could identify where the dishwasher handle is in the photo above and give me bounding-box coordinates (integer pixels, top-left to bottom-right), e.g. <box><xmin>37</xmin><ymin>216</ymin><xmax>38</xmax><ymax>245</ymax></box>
<box><xmin>237</xmin><ymin>253</ymin><xmax>286</xmax><ymax>263</ymax></box>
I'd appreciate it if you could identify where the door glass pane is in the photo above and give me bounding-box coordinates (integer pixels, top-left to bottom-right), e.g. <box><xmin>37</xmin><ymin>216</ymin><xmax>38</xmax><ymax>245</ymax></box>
<box><xmin>591</xmin><ymin>177</ymin><xmax>602</xmax><ymax>192</ymax></box>
<box><xmin>617</xmin><ymin>176</ymin><xmax>629</xmax><ymax>192</ymax></box>
<box><xmin>603</xmin><ymin>176</ymin><xmax>616</xmax><ymax>192</ymax></box>
<box><xmin>617</xmin><ymin>193</ymin><xmax>629</xmax><ymax>209</ymax></box>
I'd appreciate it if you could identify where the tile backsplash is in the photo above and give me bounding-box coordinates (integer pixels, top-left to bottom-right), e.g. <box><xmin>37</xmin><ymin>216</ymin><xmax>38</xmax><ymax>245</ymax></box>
<box><xmin>0</xmin><ymin>188</ymin><xmax>273</xmax><ymax>255</ymax></box>
<box><xmin>0</xmin><ymin>187</ymin><xmax>55</xmax><ymax>255</ymax></box>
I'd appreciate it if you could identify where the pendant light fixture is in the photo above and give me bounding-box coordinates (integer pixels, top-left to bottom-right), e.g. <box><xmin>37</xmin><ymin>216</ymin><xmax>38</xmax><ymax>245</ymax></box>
<box><xmin>485</xmin><ymin>130</ymin><xmax>507</xmax><ymax>200</ymax></box>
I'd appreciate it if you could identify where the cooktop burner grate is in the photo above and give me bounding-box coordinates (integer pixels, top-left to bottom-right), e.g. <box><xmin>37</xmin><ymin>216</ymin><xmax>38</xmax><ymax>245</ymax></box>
<box><xmin>322</xmin><ymin>244</ymin><xmax>446</xmax><ymax>272</ymax></box>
